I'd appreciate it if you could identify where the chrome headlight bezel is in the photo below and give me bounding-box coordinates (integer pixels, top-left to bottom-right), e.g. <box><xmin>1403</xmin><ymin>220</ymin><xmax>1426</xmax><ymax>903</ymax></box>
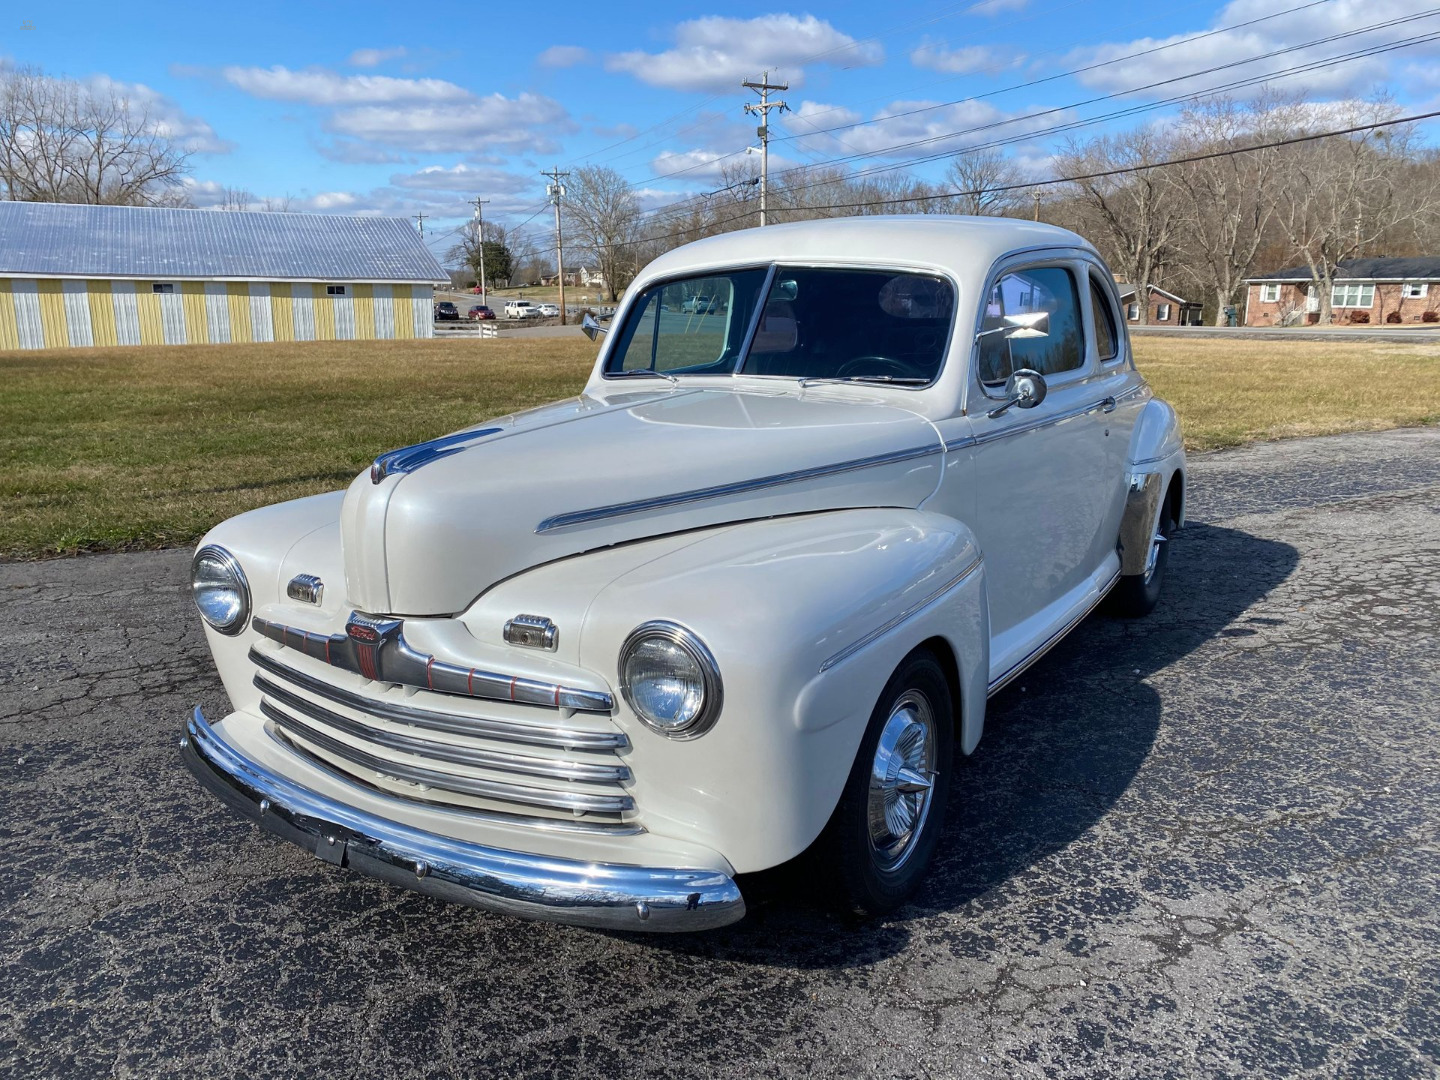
<box><xmin>190</xmin><ymin>544</ymin><xmax>251</xmax><ymax>636</ymax></box>
<box><xmin>618</xmin><ymin>621</ymin><xmax>723</xmax><ymax>740</ymax></box>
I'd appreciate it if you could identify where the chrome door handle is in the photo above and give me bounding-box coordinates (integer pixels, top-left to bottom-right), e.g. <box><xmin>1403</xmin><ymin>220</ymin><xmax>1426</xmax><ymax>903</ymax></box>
<box><xmin>1100</xmin><ymin>396</ymin><xmax>1117</xmax><ymax>413</ymax></box>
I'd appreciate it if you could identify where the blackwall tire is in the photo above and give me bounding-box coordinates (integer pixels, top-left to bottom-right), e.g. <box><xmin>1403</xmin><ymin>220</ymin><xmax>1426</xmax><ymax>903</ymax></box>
<box><xmin>817</xmin><ymin>650</ymin><xmax>955</xmax><ymax>916</ymax></box>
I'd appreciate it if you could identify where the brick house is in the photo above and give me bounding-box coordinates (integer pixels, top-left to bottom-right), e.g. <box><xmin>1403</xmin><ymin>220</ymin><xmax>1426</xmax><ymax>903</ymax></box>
<box><xmin>1113</xmin><ymin>282</ymin><xmax>1203</xmax><ymax>325</ymax></box>
<box><xmin>1244</xmin><ymin>257</ymin><xmax>1440</xmax><ymax>326</ymax></box>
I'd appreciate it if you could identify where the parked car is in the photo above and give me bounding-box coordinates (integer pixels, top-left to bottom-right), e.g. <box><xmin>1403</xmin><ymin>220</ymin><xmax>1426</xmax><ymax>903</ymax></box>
<box><xmin>433</xmin><ymin>301</ymin><xmax>459</xmax><ymax>321</ymax></box>
<box><xmin>537</xmin><ymin>303</ymin><xmax>561</xmax><ymax>318</ymax></box>
<box><xmin>467</xmin><ymin>305</ymin><xmax>496</xmax><ymax>321</ymax></box>
<box><xmin>682</xmin><ymin>294</ymin><xmax>717</xmax><ymax>314</ymax></box>
<box><xmin>504</xmin><ymin>300</ymin><xmax>540</xmax><ymax>319</ymax></box>
<box><xmin>181</xmin><ymin>217</ymin><xmax>1184</xmax><ymax>932</ymax></box>
<box><xmin>471</xmin><ymin>286</ymin><xmax>485</xmax><ymax>295</ymax></box>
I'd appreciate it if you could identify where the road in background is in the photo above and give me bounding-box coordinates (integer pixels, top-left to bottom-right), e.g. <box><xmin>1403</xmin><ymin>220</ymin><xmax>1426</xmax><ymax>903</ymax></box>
<box><xmin>2</xmin><ymin>428</ymin><xmax>1438</xmax><ymax>1078</ymax></box>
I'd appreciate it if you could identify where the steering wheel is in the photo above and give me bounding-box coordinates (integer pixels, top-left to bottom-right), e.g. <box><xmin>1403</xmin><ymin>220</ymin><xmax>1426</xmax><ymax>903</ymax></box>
<box><xmin>836</xmin><ymin>355</ymin><xmax>914</xmax><ymax>380</ymax></box>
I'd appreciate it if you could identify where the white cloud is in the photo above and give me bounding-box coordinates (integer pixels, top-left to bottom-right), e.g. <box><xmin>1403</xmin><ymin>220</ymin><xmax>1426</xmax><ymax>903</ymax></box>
<box><xmin>88</xmin><ymin>74</ymin><xmax>231</xmax><ymax>154</ymax></box>
<box><xmin>348</xmin><ymin>46</ymin><xmax>407</xmax><ymax>67</ymax></box>
<box><xmin>1065</xmin><ymin>0</ymin><xmax>1440</xmax><ymax>102</ymax></box>
<box><xmin>219</xmin><ymin>65</ymin><xmax>471</xmax><ymax>105</ymax></box>
<box><xmin>790</xmin><ymin>98</ymin><xmax>1069</xmax><ymax>160</ymax></box>
<box><xmin>537</xmin><ymin>45</ymin><xmax>590</xmax><ymax>68</ymax></box>
<box><xmin>389</xmin><ymin>163</ymin><xmax>536</xmax><ymax>194</ymax></box>
<box><xmin>606</xmin><ymin>15</ymin><xmax>882</xmax><ymax>92</ymax></box>
<box><xmin>315</xmin><ymin>139</ymin><xmax>406</xmax><ymax>164</ymax></box>
<box><xmin>910</xmin><ymin>41</ymin><xmax>1025</xmax><ymax>75</ymax></box>
<box><xmin>327</xmin><ymin>92</ymin><xmax>572</xmax><ymax>154</ymax></box>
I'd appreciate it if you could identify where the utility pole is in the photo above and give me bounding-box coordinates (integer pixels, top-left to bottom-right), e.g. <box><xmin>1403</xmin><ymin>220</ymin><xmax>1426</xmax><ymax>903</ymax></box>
<box><xmin>743</xmin><ymin>72</ymin><xmax>788</xmax><ymax>227</ymax></box>
<box><xmin>1031</xmin><ymin>190</ymin><xmax>1041</xmax><ymax>222</ymax></box>
<box><xmin>413</xmin><ymin>212</ymin><xmax>427</xmax><ymax>239</ymax></box>
<box><xmin>542</xmin><ymin>167</ymin><xmax>570</xmax><ymax>325</ymax></box>
<box><xmin>471</xmin><ymin>197</ymin><xmax>490</xmax><ymax>301</ymax></box>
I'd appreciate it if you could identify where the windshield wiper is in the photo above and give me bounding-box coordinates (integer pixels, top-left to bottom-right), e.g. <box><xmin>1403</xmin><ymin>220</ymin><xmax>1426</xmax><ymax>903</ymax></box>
<box><xmin>797</xmin><ymin>375</ymin><xmax>929</xmax><ymax>387</ymax></box>
<box><xmin>609</xmin><ymin>369</ymin><xmax>678</xmax><ymax>385</ymax></box>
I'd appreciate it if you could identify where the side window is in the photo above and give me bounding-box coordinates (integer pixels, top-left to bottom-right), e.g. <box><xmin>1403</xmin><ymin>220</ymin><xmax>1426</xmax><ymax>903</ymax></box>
<box><xmin>977</xmin><ymin>266</ymin><xmax>1084</xmax><ymax>387</ymax></box>
<box><xmin>1089</xmin><ymin>277</ymin><xmax>1119</xmax><ymax>362</ymax></box>
<box><xmin>613</xmin><ymin>271</ymin><xmax>761</xmax><ymax>374</ymax></box>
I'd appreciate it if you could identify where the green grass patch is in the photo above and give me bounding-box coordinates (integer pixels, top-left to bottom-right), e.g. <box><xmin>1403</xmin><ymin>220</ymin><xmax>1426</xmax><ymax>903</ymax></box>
<box><xmin>2</xmin><ymin>334</ymin><xmax>1436</xmax><ymax>559</ymax></box>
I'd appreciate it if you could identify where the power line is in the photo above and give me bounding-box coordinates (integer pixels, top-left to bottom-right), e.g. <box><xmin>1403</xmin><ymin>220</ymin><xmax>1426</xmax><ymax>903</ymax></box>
<box><xmin>595</xmin><ymin>106</ymin><xmax>1440</xmax><ymax>254</ymax></box>
<box><xmin>611</xmin><ymin>19</ymin><xmax>1437</xmax><ymax>233</ymax></box>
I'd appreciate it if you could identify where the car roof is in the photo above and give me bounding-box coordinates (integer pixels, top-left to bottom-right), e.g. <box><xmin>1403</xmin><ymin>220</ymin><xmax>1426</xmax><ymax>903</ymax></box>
<box><xmin>640</xmin><ymin>215</ymin><xmax>1091</xmax><ymax>284</ymax></box>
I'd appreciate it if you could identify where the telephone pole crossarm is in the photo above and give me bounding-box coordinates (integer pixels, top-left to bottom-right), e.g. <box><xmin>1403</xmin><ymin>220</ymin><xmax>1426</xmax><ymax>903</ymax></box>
<box><xmin>743</xmin><ymin>73</ymin><xmax>788</xmax><ymax>227</ymax></box>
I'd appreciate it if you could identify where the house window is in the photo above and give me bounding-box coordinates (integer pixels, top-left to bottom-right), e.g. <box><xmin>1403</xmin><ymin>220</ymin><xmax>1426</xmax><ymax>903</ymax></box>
<box><xmin>326</xmin><ymin>285</ymin><xmax>347</xmax><ymax>295</ymax></box>
<box><xmin>1126</xmin><ymin>302</ymin><xmax>1140</xmax><ymax>321</ymax></box>
<box><xmin>1259</xmin><ymin>283</ymin><xmax>1281</xmax><ymax>303</ymax></box>
<box><xmin>152</xmin><ymin>283</ymin><xmax>174</xmax><ymax>294</ymax></box>
<box><xmin>1402</xmin><ymin>282</ymin><xmax>1428</xmax><ymax>299</ymax></box>
<box><xmin>1156</xmin><ymin>303</ymin><xmax>1171</xmax><ymax>321</ymax></box>
<box><xmin>1331</xmin><ymin>283</ymin><xmax>1374</xmax><ymax>308</ymax></box>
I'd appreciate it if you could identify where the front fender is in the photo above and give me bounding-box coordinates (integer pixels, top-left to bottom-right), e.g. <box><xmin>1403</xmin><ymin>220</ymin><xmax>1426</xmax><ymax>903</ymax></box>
<box><xmin>477</xmin><ymin>508</ymin><xmax>988</xmax><ymax>874</ymax></box>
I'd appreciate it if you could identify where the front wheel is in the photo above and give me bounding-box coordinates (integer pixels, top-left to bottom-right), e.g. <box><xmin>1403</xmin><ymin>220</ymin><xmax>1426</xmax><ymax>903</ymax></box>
<box><xmin>817</xmin><ymin>650</ymin><xmax>954</xmax><ymax>915</ymax></box>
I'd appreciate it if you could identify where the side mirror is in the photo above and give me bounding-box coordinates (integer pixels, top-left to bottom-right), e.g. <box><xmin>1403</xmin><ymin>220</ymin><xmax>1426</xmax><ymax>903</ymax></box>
<box><xmin>581</xmin><ymin>312</ymin><xmax>608</xmax><ymax>341</ymax></box>
<box><xmin>987</xmin><ymin>368</ymin><xmax>1048</xmax><ymax>418</ymax></box>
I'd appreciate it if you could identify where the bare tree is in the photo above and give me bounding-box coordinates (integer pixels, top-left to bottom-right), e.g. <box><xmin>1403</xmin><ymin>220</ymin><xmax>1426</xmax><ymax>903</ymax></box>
<box><xmin>217</xmin><ymin>185</ymin><xmax>256</xmax><ymax>211</ymax></box>
<box><xmin>563</xmin><ymin>166</ymin><xmax>642</xmax><ymax>302</ymax></box>
<box><xmin>944</xmin><ymin>147</ymin><xmax>1025</xmax><ymax>217</ymax></box>
<box><xmin>1165</xmin><ymin>97</ymin><xmax>1289</xmax><ymax>324</ymax></box>
<box><xmin>1055</xmin><ymin>130</ymin><xmax>1179</xmax><ymax>325</ymax></box>
<box><xmin>0</xmin><ymin>65</ymin><xmax>191</xmax><ymax>205</ymax></box>
<box><xmin>1270</xmin><ymin>99</ymin><xmax>1430</xmax><ymax>324</ymax></box>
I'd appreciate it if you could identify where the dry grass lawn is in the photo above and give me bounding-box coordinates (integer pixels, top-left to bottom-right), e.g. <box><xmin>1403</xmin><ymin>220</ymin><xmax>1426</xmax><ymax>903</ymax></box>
<box><xmin>1</xmin><ymin>334</ymin><xmax>1436</xmax><ymax>559</ymax></box>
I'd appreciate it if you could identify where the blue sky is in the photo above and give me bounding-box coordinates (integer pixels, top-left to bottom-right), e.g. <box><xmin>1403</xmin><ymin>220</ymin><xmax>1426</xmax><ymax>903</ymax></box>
<box><xmin>3</xmin><ymin>0</ymin><xmax>1436</xmax><ymax>261</ymax></box>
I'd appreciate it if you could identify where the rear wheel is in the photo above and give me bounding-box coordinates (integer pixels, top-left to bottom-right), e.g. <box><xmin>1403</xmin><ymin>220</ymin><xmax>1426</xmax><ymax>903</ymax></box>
<box><xmin>818</xmin><ymin>651</ymin><xmax>954</xmax><ymax>915</ymax></box>
<box><xmin>1109</xmin><ymin>492</ymin><xmax>1175</xmax><ymax>618</ymax></box>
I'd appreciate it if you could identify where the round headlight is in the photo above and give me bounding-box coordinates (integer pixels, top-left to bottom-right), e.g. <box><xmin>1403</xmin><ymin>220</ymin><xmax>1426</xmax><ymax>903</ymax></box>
<box><xmin>191</xmin><ymin>545</ymin><xmax>251</xmax><ymax>636</ymax></box>
<box><xmin>619</xmin><ymin>622</ymin><xmax>723</xmax><ymax>740</ymax></box>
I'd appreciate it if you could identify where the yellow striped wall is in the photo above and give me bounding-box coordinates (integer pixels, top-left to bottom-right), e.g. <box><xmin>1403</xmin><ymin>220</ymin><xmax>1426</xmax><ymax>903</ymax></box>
<box><xmin>0</xmin><ymin>279</ymin><xmax>436</xmax><ymax>350</ymax></box>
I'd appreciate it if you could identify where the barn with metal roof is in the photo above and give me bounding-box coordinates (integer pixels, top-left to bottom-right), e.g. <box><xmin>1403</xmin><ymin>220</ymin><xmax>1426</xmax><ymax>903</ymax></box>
<box><xmin>0</xmin><ymin>201</ymin><xmax>448</xmax><ymax>350</ymax></box>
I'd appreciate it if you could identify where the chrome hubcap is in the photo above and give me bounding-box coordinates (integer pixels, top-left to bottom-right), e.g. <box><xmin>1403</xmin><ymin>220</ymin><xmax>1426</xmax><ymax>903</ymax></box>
<box><xmin>867</xmin><ymin>690</ymin><xmax>937</xmax><ymax>872</ymax></box>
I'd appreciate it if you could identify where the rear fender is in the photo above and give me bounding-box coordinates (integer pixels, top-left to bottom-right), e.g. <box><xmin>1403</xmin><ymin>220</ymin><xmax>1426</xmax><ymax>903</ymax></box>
<box><xmin>1120</xmin><ymin>398</ymin><xmax>1186</xmax><ymax>574</ymax></box>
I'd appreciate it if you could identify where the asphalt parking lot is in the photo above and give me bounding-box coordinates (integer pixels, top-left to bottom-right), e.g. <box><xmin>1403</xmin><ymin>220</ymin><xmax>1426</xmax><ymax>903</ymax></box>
<box><xmin>2</xmin><ymin>427</ymin><xmax>1437</xmax><ymax>1079</ymax></box>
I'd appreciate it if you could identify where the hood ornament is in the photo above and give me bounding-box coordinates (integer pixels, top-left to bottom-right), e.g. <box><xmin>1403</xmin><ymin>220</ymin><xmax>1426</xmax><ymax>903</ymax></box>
<box><xmin>370</xmin><ymin>427</ymin><xmax>503</xmax><ymax>484</ymax></box>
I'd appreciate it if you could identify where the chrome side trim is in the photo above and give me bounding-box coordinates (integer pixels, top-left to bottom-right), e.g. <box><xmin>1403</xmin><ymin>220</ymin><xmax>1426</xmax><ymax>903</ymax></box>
<box><xmin>262</xmin><ymin>702</ymin><xmax>636</xmax><ymax>814</ymax></box>
<box><xmin>254</xmin><ymin>675</ymin><xmax>631</xmax><ymax>784</ymax></box>
<box><xmin>819</xmin><ymin>554</ymin><xmax>984</xmax><ymax>673</ymax></box>
<box><xmin>948</xmin><ymin>390</ymin><xmax>1137</xmax><ymax>454</ymax></box>
<box><xmin>370</xmin><ymin>426</ymin><xmax>503</xmax><ymax>484</ymax></box>
<box><xmin>987</xmin><ymin>567</ymin><xmax>1122</xmax><ymax>697</ymax></box>
<box><xmin>250</xmin><ymin>615</ymin><xmax>616</xmax><ymax>714</ymax></box>
<box><xmin>1118</xmin><ymin>472</ymin><xmax>1165</xmax><ymax>576</ymax></box>
<box><xmin>249</xmin><ymin>649</ymin><xmax>627</xmax><ymax>751</ymax></box>
<box><xmin>535</xmin><ymin>443</ymin><xmax>942</xmax><ymax>533</ymax></box>
<box><xmin>182</xmin><ymin>707</ymin><xmax>745</xmax><ymax>930</ymax></box>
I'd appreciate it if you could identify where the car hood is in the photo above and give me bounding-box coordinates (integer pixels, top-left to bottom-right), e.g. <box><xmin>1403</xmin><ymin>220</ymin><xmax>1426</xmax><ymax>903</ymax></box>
<box><xmin>340</xmin><ymin>387</ymin><xmax>945</xmax><ymax>616</ymax></box>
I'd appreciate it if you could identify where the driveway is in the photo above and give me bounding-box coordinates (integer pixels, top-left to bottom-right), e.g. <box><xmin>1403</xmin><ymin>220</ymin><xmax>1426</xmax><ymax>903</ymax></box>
<box><xmin>2</xmin><ymin>428</ymin><xmax>1437</xmax><ymax>1079</ymax></box>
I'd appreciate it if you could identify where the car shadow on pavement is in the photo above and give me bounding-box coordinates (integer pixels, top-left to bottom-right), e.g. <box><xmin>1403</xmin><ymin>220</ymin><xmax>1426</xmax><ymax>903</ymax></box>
<box><xmin>634</xmin><ymin>522</ymin><xmax>1301</xmax><ymax>969</ymax></box>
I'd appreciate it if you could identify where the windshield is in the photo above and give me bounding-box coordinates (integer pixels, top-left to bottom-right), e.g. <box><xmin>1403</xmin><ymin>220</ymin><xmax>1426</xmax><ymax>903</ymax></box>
<box><xmin>604</xmin><ymin>265</ymin><xmax>955</xmax><ymax>384</ymax></box>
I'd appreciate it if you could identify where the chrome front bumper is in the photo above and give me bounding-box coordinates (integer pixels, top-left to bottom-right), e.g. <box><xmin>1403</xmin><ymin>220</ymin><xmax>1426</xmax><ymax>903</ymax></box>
<box><xmin>180</xmin><ymin>707</ymin><xmax>745</xmax><ymax>932</ymax></box>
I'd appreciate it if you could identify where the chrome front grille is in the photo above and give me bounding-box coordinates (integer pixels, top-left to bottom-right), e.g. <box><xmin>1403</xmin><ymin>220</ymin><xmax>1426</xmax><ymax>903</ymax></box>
<box><xmin>249</xmin><ymin>646</ymin><xmax>638</xmax><ymax>834</ymax></box>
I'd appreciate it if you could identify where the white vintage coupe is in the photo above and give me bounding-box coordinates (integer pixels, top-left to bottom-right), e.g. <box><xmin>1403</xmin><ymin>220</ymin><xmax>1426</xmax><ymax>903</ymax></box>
<box><xmin>183</xmin><ymin>217</ymin><xmax>1185</xmax><ymax>931</ymax></box>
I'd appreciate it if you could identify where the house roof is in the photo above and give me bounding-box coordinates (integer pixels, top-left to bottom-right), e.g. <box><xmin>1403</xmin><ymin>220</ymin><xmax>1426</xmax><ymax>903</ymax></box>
<box><xmin>1113</xmin><ymin>282</ymin><xmax>1192</xmax><ymax>304</ymax></box>
<box><xmin>0</xmin><ymin>201</ymin><xmax>447</xmax><ymax>283</ymax></box>
<box><xmin>1249</xmin><ymin>256</ymin><xmax>1440</xmax><ymax>283</ymax></box>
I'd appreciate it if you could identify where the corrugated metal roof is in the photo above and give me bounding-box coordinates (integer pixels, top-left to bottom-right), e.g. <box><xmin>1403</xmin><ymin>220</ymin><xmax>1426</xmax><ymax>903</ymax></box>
<box><xmin>0</xmin><ymin>201</ymin><xmax>447</xmax><ymax>283</ymax></box>
<box><xmin>1252</xmin><ymin>257</ymin><xmax>1440</xmax><ymax>282</ymax></box>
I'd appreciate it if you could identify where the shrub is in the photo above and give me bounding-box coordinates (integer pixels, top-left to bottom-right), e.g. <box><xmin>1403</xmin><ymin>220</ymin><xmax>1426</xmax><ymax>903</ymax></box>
<box><xmin>1349</xmin><ymin>310</ymin><xmax>1370</xmax><ymax>324</ymax></box>
<box><xmin>1424</xmin><ymin>310</ymin><xmax>1439</xmax><ymax>323</ymax></box>
<box><xmin>1386</xmin><ymin>311</ymin><xmax>1403</xmax><ymax>323</ymax></box>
